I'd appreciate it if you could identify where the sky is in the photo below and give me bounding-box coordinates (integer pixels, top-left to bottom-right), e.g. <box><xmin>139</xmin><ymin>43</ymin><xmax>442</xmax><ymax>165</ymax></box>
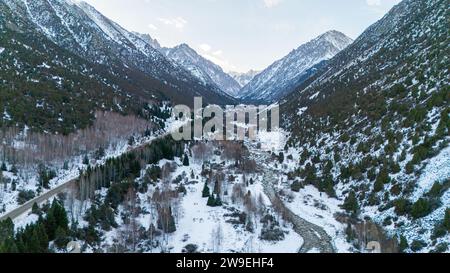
<box><xmin>82</xmin><ymin>0</ymin><xmax>401</xmax><ymax>73</ymax></box>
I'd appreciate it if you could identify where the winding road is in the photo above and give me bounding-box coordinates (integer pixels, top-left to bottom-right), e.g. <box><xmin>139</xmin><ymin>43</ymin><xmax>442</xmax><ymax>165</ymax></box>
<box><xmin>251</xmin><ymin>148</ymin><xmax>336</xmax><ymax>253</ymax></box>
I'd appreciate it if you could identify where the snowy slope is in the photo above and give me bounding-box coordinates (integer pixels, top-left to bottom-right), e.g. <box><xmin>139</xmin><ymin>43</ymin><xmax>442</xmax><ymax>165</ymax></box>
<box><xmin>161</xmin><ymin>44</ymin><xmax>242</xmax><ymax>97</ymax></box>
<box><xmin>239</xmin><ymin>30</ymin><xmax>353</xmax><ymax>103</ymax></box>
<box><xmin>229</xmin><ymin>70</ymin><xmax>260</xmax><ymax>88</ymax></box>
<box><xmin>280</xmin><ymin>0</ymin><xmax>449</xmax><ymax>253</ymax></box>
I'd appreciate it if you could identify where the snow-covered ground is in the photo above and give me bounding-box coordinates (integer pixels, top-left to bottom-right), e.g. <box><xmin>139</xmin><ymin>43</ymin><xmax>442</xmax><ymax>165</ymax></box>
<box><xmin>280</xmin><ymin>185</ymin><xmax>352</xmax><ymax>253</ymax></box>
<box><xmin>411</xmin><ymin>145</ymin><xmax>450</xmax><ymax>202</ymax></box>
<box><xmin>167</xmin><ymin>172</ymin><xmax>303</xmax><ymax>253</ymax></box>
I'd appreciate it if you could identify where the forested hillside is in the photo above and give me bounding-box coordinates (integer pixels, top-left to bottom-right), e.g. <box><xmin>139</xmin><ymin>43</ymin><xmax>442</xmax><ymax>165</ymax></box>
<box><xmin>281</xmin><ymin>0</ymin><xmax>449</xmax><ymax>252</ymax></box>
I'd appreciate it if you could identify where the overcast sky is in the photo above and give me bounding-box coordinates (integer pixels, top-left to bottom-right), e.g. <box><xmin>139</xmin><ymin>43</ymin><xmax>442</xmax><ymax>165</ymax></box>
<box><xmin>82</xmin><ymin>0</ymin><xmax>401</xmax><ymax>73</ymax></box>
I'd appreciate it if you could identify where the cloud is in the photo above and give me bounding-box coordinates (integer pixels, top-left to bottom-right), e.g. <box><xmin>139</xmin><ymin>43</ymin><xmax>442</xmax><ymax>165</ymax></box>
<box><xmin>264</xmin><ymin>0</ymin><xmax>282</xmax><ymax>8</ymax></box>
<box><xmin>196</xmin><ymin>45</ymin><xmax>235</xmax><ymax>71</ymax></box>
<box><xmin>147</xmin><ymin>24</ymin><xmax>157</xmax><ymax>31</ymax></box>
<box><xmin>202</xmin><ymin>53</ymin><xmax>236</xmax><ymax>72</ymax></box>
<box><xmin>199</xmin><ymin>43</ymin><xmax>212</xmax><ymax>52</ymax></box>
<box><xmin>157</xmin><ymin>17</ymin><xmax>187</xmax><ymax>30</ymax></box>
<box><xmin>366</xmin><ymin>0</ymin><xmax>381</xmax><ymax>6</ymax></box>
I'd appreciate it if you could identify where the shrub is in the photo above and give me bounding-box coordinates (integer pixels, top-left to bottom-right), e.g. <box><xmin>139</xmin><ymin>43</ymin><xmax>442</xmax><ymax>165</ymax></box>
<box><xmin>17</xmin><ymin>190</ymin><xmax>35</xmax><ymax>205</ymax></box>
<box><xmin>393</xmin><ymin>198</ymin><xmax>411</xmax><ymax>216</ymax></box>
<box><xmin>410</xmin><ymin>240</ymin><xmax>426</xmax><ymax>252</ymax></box>
<box><xmin>410</xmin><ymin>198</ymin><xmax>432</xmax><ymax>219</ymax></box>
<box><xmin>444</xmin><ymin>208</ymin><xmax>450</xmax><ymax>232</ymax></box>
<box><xmin>290</xmin><ymin>181</ymin><xmax>302</xmax><ymax>192</ymax></box>
<box><xmin>182</xmin><ymin>244</ymin><xmax>199</xmax><ymax>253</ymax></box>
<box><xmin>399</xmin><ymin>235</ymin><xmax>409</xmax><ymax>253</ymax></box>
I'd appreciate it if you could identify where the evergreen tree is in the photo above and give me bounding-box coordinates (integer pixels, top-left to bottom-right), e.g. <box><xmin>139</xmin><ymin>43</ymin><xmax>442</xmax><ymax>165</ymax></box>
<box><xmin>82</xmin><ymin>155</ymin><xmax>89</xmax><ymax>165</ymax></box>
<box><xmin>399</xmin><ymin>235</ymin><xmax>409</xmax><ymax>253</ymax></box>
<box><xmin>183</xmin><ymin>154</ymin><xmax>190</xmax><ymax>166</ymax></box>
<box><xmin>444</xmin><ymin>208</ymin><xmax>450</xmax><ymax>232</ymax></box>
<box><xmin>278</xmin><ymin>152</ymin><xmax>284</xmax><ymax>164</ymax></box>
<box><xmin>128</xmin><ymin>136</ymin><xmax>135</xmax><ymax>146</ymax></box>
<box><xmin>0</xmin><ymin>218</ymin><xmax>15</xmax><ymax>253</ymax></box>
<box><xmin>207</xmin><ymin>195</ymin><xmax>216</xmax><ymax>207</ymax></box>
<box><xmin>35</xmin><ymin>222</ymin><xmax>49</xmax><ymax>252</ymax></box>
<box><xmin>410</xmin><ymin>198</ymin><xmax>432</xmax><ymax>219</ymax></box>
<box><xmin>54</xmin><ymin>227</ymin><xmax>69</xmax><ymax>249</ymax></box>
<box><xmin>31</xmin><ymin>203</ymin><xmax>40</xmax><ymax>215</ymax></box>
<box><xmin>343</xmin><ymin>191</ymin><xmax>359</xmax><ymax>215</ymax></box>
<box><xmin>0</xmin><ymin>162</ymin><xmax>6</xmax><ymax>172</ymax></box>
<box><xmin>291</xmin><ymin>181</ymin><xmax>302</xmax><ymax>192</ymax></box>
<box><xmin>202</xmin><ymin>182</ymin><xmax>210</xmax><ymax>198</ymax></box>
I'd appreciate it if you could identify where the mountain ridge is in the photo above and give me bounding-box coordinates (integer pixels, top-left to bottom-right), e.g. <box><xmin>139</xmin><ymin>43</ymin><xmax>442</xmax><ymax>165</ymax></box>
<box><xmin>239</xmin><ymin>30</ymin><xmax>353</xmax><ymax>103</ymax></box>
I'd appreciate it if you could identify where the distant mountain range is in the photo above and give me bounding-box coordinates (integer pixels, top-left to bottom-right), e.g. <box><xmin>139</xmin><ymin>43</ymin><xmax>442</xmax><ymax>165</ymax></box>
<box><xmin>158</xmin><ymin>44</ymin><xmax>242</xmax><ymax>97</ymax></box>
<box><xmin>239</xmin><ymin>30</ymin><xmax>353</xmax><ymax>103</ymax></box>
<box><xmin>229</xmin><ymin>70</ymin><xmax>260</xmax><ymax>88</ymax></box>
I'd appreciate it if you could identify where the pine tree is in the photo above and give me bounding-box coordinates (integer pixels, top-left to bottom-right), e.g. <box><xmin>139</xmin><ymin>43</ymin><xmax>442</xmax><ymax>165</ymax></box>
<box><xmin>343</xmin><ymin>191</ymin><xmax>359</xmax><ymax>215</ymax></box>
<box><xmin>278</xmin><ymin>152</ymin><xmax>284</xmax><ymax>164</ymax></box>
<box><xmin>82</xmin><ymin>155</ymin><xmax>89</xmax><ymax>165</ymax></box>
<box><xmin>31</xmin><ymin>203</ymin><xmax>40</xmax><ymax>215</ymax></box>
<box><xmin>183</xmin><ymin>154</ymin><xmax>190</xmax><ymax>166</ymax></box>
<box><xmin>207</xmin><ymin>195</ymin><xmax>216</xmax><ymax>207</ymax></box>
<box><xmin>202</xmin><ymin>182</ymin><xmax>210</xmax><ymax>198</ymax></box>
<box><xmin>399</xmin><ymin>235</ymin><xmax>409</xmax><ymax>253</ymax></box>
<box><xmin>54</xmin><ymin>227</ymin><xmax>68</xmax><ymax>249</ymax></box>
<box><xmin>410</xmin><ymin>198</ymin><xmax>432</xmax><ymax>219</ymax></box>
<box><xmin>36</xmin><ymin>222</ymin><xmax>49</xmax><ymax>252</ymax></box>
<box><xmin>444</xmin><ymin>208</ymin><xmax>450</xmax><ymax>232</ymax></box>
<box><xmin>0</xmin><ymin>162</ymin><xmax>6</xmax><ymax>172</ymax></box>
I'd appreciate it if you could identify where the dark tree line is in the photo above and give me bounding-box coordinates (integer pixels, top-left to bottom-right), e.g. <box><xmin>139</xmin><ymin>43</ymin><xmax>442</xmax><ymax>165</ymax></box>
<box><xmin>0</xmin><ymin>199</ymin><xmax>69</xmax><ymax>253</ymax></box>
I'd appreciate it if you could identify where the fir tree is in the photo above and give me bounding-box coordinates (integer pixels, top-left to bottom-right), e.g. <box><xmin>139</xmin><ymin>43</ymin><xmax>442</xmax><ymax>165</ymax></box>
<box><xmin>31</xmin><ymin>203</ymin><xmax>40</xmax><ymax>216</ymax></box>
<box><xmin>54</xmin><ymin>227</ymin><xmax>69</xmax><ymax>249</ymax></box>
<box><xmin>183</xmin><ymin>154</ymin><xmax>190</xmax><ymax>166</ymax></box>
<box><xmin>343</xmin><ymin>191</ymin><xmax>359</xmax><ymax>215</ymax></box>
<box><xmin>410</xmin><ymin>198</ymin><xmax>432</xmax><ymax>219</ymax></box>
<box><xmin>399</xmin><ymin>235</ymin><xmax>409</xmax><ymax>253</ymax></box>
<box><xmin>444</xmin><ymin>208</ymin><xmax>450</xmax><ymax>232</ymax></box>
<box><xmin>82</xmin><ymin>155</ymin><xmax>89</xmax><ymax>165</ymax></box>
<box><xmin>202</xmin><ymin>182</ymin><xmax>210</xmax><ymax>198</ymax></box>
<box><xmin>207</xmin><ymin>195</ymin><xmax>216</xmax><ymax>207</ymax></box>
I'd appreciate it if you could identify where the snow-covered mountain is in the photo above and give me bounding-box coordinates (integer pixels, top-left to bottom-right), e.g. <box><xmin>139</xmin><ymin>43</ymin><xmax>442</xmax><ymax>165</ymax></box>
<box><xmin>1</xmin><ymin>0</ymin><xmax>234</xmax><ymax>105</ymax></box>
<box><xmin>132</xmin><ymin>31</ymin><xmax>162</xmax><ymax>50</ymax></box>
<box><xmin>159</xmin><ymin>43</ymin><xmax>242</xmax><ymax>97</ymax></box>
<box><xmin>240</xmin><ymin>30</ymin><xmax>353</xmax><ymax>103</ymax></box>
<box><xmin>229</xmin><ymin>70</ymin><xmax>260</xmax><ymax>88</ymax></box>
